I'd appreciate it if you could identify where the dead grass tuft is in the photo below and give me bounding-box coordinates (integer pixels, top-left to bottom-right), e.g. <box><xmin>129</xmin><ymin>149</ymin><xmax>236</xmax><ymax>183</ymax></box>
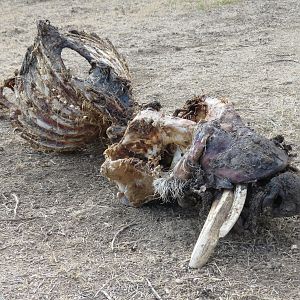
<box><xmin>197</xmin><ymin>0</ymin><xmax>239</xmax><ymax>9</ymax></box>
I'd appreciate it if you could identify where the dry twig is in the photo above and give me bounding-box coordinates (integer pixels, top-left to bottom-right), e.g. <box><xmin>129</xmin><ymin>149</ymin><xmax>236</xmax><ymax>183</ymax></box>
<box><xmin>12</xmin><ymin>193</ymin><xmax>19</xmax><ymax>219</ymax></box>
<box><xmin>94</xmin><ymin>289</ymin><xmax>114</xmax><ymax>300</ymax></box>
<box><xmin>146</xmin><ymin>278</ymin><xmax>163</xmax><ymax>300</ymax></box>
<box><xmin>111</xmin><ymin>223</ymin><xmax>136</xmax><ymax>251</ymax></box>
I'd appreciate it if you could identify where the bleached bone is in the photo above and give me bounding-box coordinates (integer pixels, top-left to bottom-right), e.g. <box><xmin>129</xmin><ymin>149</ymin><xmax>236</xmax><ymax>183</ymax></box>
<box><xmin>101</xmin><ymin>157</ymin><xmax>155</xmax><ymax>207</ymax></box>
<box><xmin>121</xmin><ymin>109</ymin><xmax>196</xmax><ymax>151</ymax></box>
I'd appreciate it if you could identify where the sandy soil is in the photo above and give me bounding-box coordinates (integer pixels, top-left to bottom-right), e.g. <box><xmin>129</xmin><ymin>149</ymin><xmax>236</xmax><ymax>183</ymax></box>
<box><xmin>0</xmin><ymin>0</ymin><xmax>299</xmax><ymax>299</ymax></box>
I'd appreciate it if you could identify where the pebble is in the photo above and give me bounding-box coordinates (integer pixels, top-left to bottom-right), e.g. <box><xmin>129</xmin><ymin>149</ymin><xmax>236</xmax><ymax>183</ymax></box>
<box><xmin>291</xmin><ymin>244</ymin><xmax>298</xmax><ymax>250</ymax></box>
<box><xmin>175</xmin><ymin>278</ymin><xmax>184</xmax><ymax>284</ymax></box>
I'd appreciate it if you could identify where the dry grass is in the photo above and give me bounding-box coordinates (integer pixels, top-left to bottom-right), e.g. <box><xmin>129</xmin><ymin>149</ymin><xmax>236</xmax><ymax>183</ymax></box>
<box><xmin>197</xmin><ymin>0</ymin><xmax>239</xmax><ymax>9</ymax></box>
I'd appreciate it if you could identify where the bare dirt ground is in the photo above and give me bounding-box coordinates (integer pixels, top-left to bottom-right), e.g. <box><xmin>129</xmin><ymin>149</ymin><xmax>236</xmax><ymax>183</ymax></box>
<box><xmin>0</xmin><ymin>0</ymin><xmax>299</xmax><ymax>299</ymax></box>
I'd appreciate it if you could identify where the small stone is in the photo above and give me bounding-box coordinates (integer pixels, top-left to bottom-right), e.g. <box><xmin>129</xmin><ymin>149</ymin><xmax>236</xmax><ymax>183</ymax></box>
<box><xmin>291</xmin><ymin>244</ymin><xmax>298</xmax><ymax>250</ymax></box>
<box><xmin>131</xmin><ymin>244</ymin><xmax>138</xmax><ymax>252</ymax></box>
<box><xmin>175</xmin><ymin>278</ymin><xmax>183</xmax><ymax>284</ymax></box>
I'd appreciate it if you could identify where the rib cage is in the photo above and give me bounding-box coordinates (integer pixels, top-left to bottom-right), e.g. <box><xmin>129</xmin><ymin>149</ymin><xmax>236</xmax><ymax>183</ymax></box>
<box><xmin>0</xmin><ymin>20</ymin><xmax>134</xmax><ymax>151</ymax></box>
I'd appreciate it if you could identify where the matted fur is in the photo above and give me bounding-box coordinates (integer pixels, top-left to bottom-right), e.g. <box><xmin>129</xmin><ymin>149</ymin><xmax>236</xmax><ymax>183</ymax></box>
<box><xmin>153</xmin><ymin>176</ymin><xmax>186</xmax><ymax>202</ymax></box>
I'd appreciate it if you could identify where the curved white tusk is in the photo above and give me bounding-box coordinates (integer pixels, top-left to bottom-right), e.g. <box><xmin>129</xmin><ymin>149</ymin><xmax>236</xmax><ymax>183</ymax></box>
<box><xmin>189</xmin><ymin>190</ymin><xmax>234</xmax><ymax>269</ymax></box>
<box><xmin>219</xmin><ymin>184</ymin><xmax>247</xmax><ymax>238</ymax></box>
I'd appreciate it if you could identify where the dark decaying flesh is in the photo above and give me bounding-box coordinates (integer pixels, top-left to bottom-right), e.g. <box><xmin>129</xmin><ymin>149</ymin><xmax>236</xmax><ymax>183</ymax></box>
<box><xmin>0</xmin><ymin>20</ymin><xmax>134</xmax><ymax>151</ymax></box>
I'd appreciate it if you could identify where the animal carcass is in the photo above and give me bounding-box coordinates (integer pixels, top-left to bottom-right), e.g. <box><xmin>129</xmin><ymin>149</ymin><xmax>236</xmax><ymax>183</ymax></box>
<box><xmin>101</xmin><ymin>96</ymin><xmax>300</xmax><ymax>268</ymax></box>
<box><xmin>0</xmin><ymin>20</ymin><xmax>134</xmax><ymax>151</ymax></box>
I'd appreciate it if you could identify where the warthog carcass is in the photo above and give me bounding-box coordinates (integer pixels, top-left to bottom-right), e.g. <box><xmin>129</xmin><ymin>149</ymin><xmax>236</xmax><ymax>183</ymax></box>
<box><xmin>1</xmin><ymin>21</ymin><xmax>299</xmax><ymax>269</ymax></box>
<box><xmin>101</xmin><ymin>96</ymin><xmax>300</xmax><ymax>268</ymax></box>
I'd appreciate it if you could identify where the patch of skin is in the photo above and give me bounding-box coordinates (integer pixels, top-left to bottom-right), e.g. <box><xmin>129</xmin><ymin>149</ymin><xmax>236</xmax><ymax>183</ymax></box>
<box><xmin>263</xmin><ymin>171</ymin><xmax>300</xmax><ymax>217</ymax></box>
<box><xmin>238</xmin><ymin>170</ymin><xmax>300</xmax><ymax>232</ymax></box>
<box><xmin>173</xmin><ymin>102</ymin><xmax>288</xmax><ymax>188</ymax></box>
<box><xmin>199</xmin><ymin>121</ymin><xmax>289</xmax><ymax>184</ymax></box>
<box><xmin>171</xmin><ymin>96</ymin><xmax>296</xmax><ymax>221</ymax></box>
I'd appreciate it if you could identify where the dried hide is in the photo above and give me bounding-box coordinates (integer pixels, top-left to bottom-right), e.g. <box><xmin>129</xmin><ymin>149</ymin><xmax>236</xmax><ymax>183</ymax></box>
<box><xmin>0</xmin><ymin>20</ymin><xmax>134</xmax><ymax>151</ymax></box>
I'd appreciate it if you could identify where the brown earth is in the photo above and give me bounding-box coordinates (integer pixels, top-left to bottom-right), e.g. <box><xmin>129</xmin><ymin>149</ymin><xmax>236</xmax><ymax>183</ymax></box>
<box><xmin>0</xmin><ymin>0</ymin><xmax>299</xmax><ymax>299</ymax></box>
